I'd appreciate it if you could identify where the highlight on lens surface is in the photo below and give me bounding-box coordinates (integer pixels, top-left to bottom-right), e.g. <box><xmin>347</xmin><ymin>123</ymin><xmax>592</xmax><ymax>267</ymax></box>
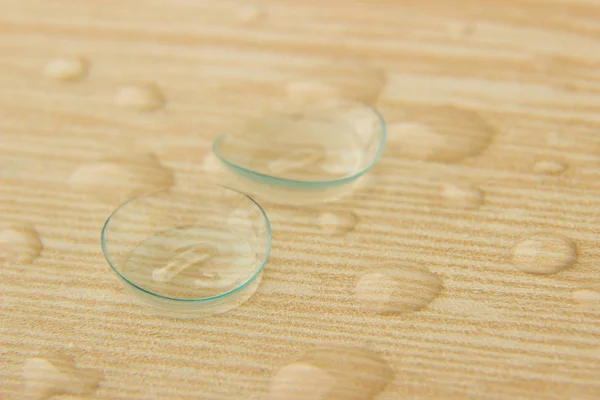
<box><xmin>100</xmin><ymin>184</ymin><xmax>271</xmax><ymax>317</ymax></box>
<box><xmin>212</xmin><ymin>100</ymin><xmax>387</xmax><ymax>189</ymax></box>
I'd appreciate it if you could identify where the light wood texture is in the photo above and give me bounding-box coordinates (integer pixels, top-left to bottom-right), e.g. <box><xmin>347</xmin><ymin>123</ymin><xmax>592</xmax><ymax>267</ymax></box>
<box><xmin>2</xmin><ymin>0</ymin><xmax>600</xmax><ymax>399</ymax></box>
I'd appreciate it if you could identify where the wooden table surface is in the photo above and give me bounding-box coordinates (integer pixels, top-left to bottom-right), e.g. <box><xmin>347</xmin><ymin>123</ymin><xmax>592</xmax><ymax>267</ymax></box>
<box><xmin>1</xmin><ymin>0</ymin><xmax>600</xmax><ymax>399</ymax></box>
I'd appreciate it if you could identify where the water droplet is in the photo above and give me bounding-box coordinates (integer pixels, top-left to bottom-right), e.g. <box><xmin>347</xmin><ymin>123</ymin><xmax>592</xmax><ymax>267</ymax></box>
<box><xmin>0</xmin><ymin>223</ymin><xmax>42</xmax><ymax>264</ymax></box>
<box><xmin>267</xmin><ymin>346</ymin><xmax>393</xmax><ymax>400</ymax></box>
<box><xmin>511</xmin><ymin>233</ymin><xmax>577</xmax><ymax>275</ymax></box>
<box><xmin>235</xmin><ymin>3</ymin><xmax>266</xmax><ymax>24</ymax></box>
<box><xmin>23</xmin><ymin>353</ymin><xmax>103</xmax><ymax>400</ymax></box>
<box><xmin>572</xmin><ymin>283</ymin><xmax>600</xmax><ymax>311</ymax></box>
<box><xmin>317</xmin><ymin>211</ymin><xmax>358</xmax><ymax>236</ymax></box>
<box><xmin>440</xmin><ymin>183</ymin><xmax>484</xmax><ymax>210</ymax></box>
<box><xmin>533</xmin><ymin>160</ymin><xmax>567</xmax><ymax>175</ymax></box>
<box><xmin>68</xmin><ymin>153</ymin><xmax>173</xmax><ymax>204</ymax></box>
<box><xmin>385</xmin><ymin>105</ymin><xmax>496</xmax><ymax>163</ymax></box>
<box><xmin>268</xmin><ymin>363</ymin><xmax>335</xmax><ymax>400</ymax></box>
<box><xmin>355</xmin><ymin>264</ymin><xmax>443</xmax><ymax>313</ymax></box>
<box><xmin>115</xmin><ymin>83</ymin><xmax>165</xmax><ymax>112</ymax></box>
<box><xmin>44</xmin><ymin>56</ymin><xmax>88</xmax><ymax>82</ymax></box>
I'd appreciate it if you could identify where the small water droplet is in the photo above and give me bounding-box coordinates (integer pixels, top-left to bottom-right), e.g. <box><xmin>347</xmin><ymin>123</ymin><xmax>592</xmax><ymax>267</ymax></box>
<box><xmin>385</xmin><ymin>105</ymin><xmax>496</xmax><ymax>163</ymax></box>
<box><xmin>511</xmin><ymin>233</ymin><xmax>577</xmax><ymax>275</ymax></box>
<box><xmin>355</xmin><ymin>264</ymin><xmax>443</xmax><ymax>313</ymax></box>
<box><xmin>0</xmin><ymin>223</ymin><xmax>42</xmax><ymax>264</ymax></box>
<box><xmin>572</xmin><ymin>283</ymin><xmax>600</xmax><ymax>311</ymax></box>
<box><xmin>44</xmin><ymin>56</ymin><xmax>88</xmax><ymax>82</ymax></box>
<box><xmin>533</xmin><ymin>160</ymin><xmax>567</xmax><ymax>175</ymax></box>
<box><xmin>23</xmin><ymin>353</ymin><xmax>103</xmax><ymax>400</ymax></box>
<box><xmin>68</xmin><ymin>153</ymin><xmax>173</xmax><ymax>204</ymax></box>
<box><xmin>317</xmin><ymin>211</ymin><xmax>358</xmax><ymax>236</ymax></box>
<box><xmin>440</xmin><ymin>183</ymin><xmax>484</xmax><ymax>210</ymax></box>
<box><xmin>267</xmin><ymin>346</ymin><xmax>393</xmax><ymax>400</ymax></box>
<box><xmin>115</xmin><ymin>83</ymin><xmax>165</xmax><ymax>112</ymax></box>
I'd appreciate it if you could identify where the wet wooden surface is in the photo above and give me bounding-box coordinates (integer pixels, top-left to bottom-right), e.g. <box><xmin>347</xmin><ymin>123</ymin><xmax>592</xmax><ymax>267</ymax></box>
<box><xmin>1</xmin><ymin>0</ymin><xmax>600</xmax><ymax>399</ymax></box>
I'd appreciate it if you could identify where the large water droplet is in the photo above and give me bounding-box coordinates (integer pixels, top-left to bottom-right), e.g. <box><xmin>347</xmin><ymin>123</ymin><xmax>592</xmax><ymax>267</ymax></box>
<box><xmin>385</xmin><ymin>105</ymin><xmax>496</xmax><ymax>163</ymax></box>
<box><xmin>23</xmin><ymin>353</ymin><xmax>103</xmax><ymax>400</ymax></box>
<box><xmin>533</xmin><ymin>160</ymin><xmax>567</xmax><ymax>175</ymax></box>
<box><xmin>68</xmin><ymin>153</ymin><xmax>173</xmax><ymax>204</ymax></box>
<box><xmin>440</xmin><ymin>183</ymin><xmax>484</xmax><ymax>210</ymax></box>
<box><xmin>355</xmin><ymin>264</ymin><xmax>443</xmax><ymax>313</ymax></box>
<box><xmin>511</xmin><ymin>233</ymin><xmax>577</xmax><ymax>275</ymax></box>
<box><xmin>44</xmin><ymin>56</ymin><xmax>88</xmax><ymax>82</ymax></box>
<box><xmin>572</xmin><ymin>282</ymin><xmax>600</xmax><ymax>311</ymax></box>
<box><xmin>267</xmin><ymin>346</ymin><xmax>393</xmax><ymax>400</ymax></box>
<box><xmin>0</xmin><ymin>223</ymin><xmax>42</xmax><ymax>264</ymax></box>
<box><xmin>115</xmin><ymin>83</ymin><xmax>165</xmax><ymax>112</ymax></box>
<box><xmin>268</xmin><ymin>363</ymin><xmax>335</xmax><ymax>400</ymax></box>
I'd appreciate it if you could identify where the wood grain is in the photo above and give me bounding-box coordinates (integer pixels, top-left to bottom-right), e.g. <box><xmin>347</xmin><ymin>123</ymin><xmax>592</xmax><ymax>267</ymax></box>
<box><xmin>1</xmin><ymin>0</ymin><xmax>600</xmax><ymax>399</ymax></box>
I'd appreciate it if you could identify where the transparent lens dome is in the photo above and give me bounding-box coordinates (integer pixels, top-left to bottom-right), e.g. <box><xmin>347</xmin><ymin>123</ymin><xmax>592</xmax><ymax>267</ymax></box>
<box><xmin>101</xmin><ymin>184</ymin><xmax>271</xmax><ymax>317</ymax></box>
<box><xmin>213</xmin><ymin>100</ymin><xmax>386</xmax><ymax>190</ymax></box>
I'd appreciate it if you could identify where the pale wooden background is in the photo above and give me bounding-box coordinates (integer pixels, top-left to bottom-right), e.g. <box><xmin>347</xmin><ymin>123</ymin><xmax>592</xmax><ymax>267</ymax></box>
<box><xmin>1</xmin><ymin>0</ymin><xmax>600</xmax><ymax>399</ymax></box>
